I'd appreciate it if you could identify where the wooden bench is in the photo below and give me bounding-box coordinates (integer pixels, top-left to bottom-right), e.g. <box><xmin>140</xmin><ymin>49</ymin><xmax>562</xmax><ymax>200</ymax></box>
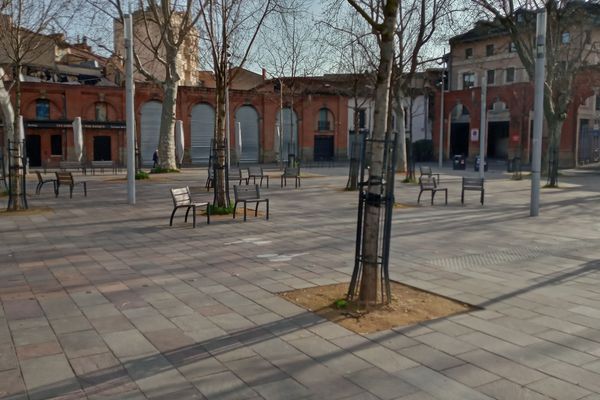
<box><xmin>35</xmin><ymin>171</ymin><xmax>56</xmax><ymax>194</ymax></box>
<box><xmin>59</xmin><ymin>161</ymin><xmax>87</xmax><ymax>175</ymax></box>
<box><xmin>91</xmin><ymin>160</ymin><xmax>116</xmax><ymax>175</ymax></box>
<box><xmin>280</xmin><ymin>166</ymin><xmax>301</xmax><ymax>188</ymax></box>
<box><xmin>419</xmin><ymin>166</ymin><xmax>440</xmax><ymax>183</ymax></box>
<box><xmin>55</xmin><ymin>172</ymin><xmax>87</xmax><ymax>198</ymax></box>
<box><xmin>461</xmin><ymin>177</ymin><xmax>485</xmax><ymax>205</ymax></box>
<box><xmin>233</xmin><ymin>184</ymin><xmax>269</xmax><ymax>221</ymax></box>
<box><xmin>418</xmin><ymin>176</ymin><xmax>447</xmax><ymax>205</ymax></box>
<box><xmin>248</xmin><ymin>166</ymin><xmax>269</xmax><ymax>188</ymax></box>
<box><xmin>169</xmin><ymin>187</ymin><xmax>210</xmax><ymax>228</ymax></box>
<box><xmin>236</xmin><ymin>168</ymin><xmax>250</xmax><ymax>185</ymax></box>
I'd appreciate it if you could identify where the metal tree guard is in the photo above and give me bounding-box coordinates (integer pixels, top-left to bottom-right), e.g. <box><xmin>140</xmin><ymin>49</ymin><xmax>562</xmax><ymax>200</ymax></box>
<box><xmin>7</xmin><ymin>139</ymin><xmax>28</xmax><ymax>210</ymax></box>
<box><xmin>210</xmin><ymin>138</ymin><xmax>231</xmax><ymax>207</ymax></box>
<box><xmin>347</xmin><ymin>128</ymin><xmax>399</xmax><ymax>305</ymax></box>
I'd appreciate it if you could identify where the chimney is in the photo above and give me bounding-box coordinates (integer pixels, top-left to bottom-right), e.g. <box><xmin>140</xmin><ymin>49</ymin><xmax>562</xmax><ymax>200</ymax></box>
<box><xmin>262</xmin><ymin>68</ymin><xmax>266</xmax><ymax>80</ymax></box>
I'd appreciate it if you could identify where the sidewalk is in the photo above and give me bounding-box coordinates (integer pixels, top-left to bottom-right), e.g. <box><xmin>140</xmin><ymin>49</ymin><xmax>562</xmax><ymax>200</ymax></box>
<box><xmin>1</xmin><ymin>168</ymin><xmax>600</xmax><ymax>399</ymax></box>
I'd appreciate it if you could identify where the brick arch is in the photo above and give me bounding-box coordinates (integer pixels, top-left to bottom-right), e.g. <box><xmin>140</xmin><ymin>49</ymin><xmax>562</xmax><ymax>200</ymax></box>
<box><xmin>23</xmin><ymin>97</ymin><xmax>63</xmax><ymax>119</ymax></box>
<box><xmin>82</xmin><ymin>101</ymin><xmax>120</xmax><ymax>121</ymax></box>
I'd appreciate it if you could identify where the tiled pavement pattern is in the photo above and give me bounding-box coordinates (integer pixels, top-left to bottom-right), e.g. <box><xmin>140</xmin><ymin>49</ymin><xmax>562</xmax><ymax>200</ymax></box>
<box><xmin>2</xmin><ymin>166</ymin><xmax>600</xmax><ymax>399</ymax></box>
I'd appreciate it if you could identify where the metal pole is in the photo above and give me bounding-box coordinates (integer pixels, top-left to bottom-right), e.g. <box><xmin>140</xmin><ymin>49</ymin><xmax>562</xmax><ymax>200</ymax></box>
<box><xmin>125</xmin><ymin>13</ymin><xmax>136</xmax><ymax>205</ymax></box>
<box><xmin>226</xmin><ymin>78</ymin><xmax>231</xmax><ymax>171</ymax></box>
<box><xmin>531</xmin><ymin>10</ymin><xmax>546</xmax><ymax>217</ymax></box>
<box><xmin>479</xmin><ymin>76</ymin><xmax>487</xmax><ymax>179</ymax></box>
<box><xmin>438</xmin><ymin>50</ymin><xmax>445</xmax><ymax>168</ymax></box>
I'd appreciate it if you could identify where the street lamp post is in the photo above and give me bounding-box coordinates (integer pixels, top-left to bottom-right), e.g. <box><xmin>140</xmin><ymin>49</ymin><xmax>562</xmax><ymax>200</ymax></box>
<box><xmin>124</xmin><ymin>12</ymin><xmax>136</xmax><ymax>205</ymax></box>
<box><xmin>438</xmin><ymin>50</ymin><xmax>446</xmax><ymax>169</ymax></box>
<box><xmin>531</xmin><ymin>10</ymin><xmax>546</xmax><ymax>217</ymax></box>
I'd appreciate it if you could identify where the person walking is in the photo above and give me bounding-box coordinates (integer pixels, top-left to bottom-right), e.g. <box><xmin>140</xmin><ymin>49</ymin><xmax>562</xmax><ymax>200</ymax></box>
<box><xmin>152</xmin><ymin>149</ymin><xmax>159</xmax><ymax>168</ymax></box>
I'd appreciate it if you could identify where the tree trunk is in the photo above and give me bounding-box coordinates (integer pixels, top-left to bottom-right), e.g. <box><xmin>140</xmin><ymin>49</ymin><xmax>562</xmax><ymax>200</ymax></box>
<box><xmin>394</xmin><ymin>89</ymin><xmax>407</xmax><ymax>173</ymax></box>
<box><xmin>2</xmin><ymin>67</ymin><xmax>25</xmax><ymax>211</ymax></box>
<box><xmin>158</xmin><ymin>80</ymin><xmax>178</xmax><ymax>170</ymax></box>
<box><xmin>214</xmin><ymin>76</ymin><xmax>227</xmax><ymax>208</ymax></box>
<box><xmin>358</xmin><ymin>1</ymin><xmax>398</xmax><ymax>305</ymax></box>
<box><xmin>0</xmin><ymin>68</ymin><xmax>15</xmax><ymax>170</ymax></box>
<box><xmin>347</xmin><ymin>99</ymin><xmax>361</xmax><ymax>190</ymax></box>
<box><xmin>546</xmin><ymin>118</ymin><xmax>563</xmax><ymax>187</ymax></box>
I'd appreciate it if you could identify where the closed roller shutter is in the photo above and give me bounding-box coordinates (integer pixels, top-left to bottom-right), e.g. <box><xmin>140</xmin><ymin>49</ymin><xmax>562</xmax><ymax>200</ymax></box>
<box><xmin>190</xmin><ymin>103</ymin><xmax>215</xmax><ymax>164</ymax></box>
<box><xmin>140</xmin><ymin>101</ymin><xmax>162</xmax><ymax>166</ymax></box>
<box><xmin>235</xmin><ymin>106</ymin><xmax>259</xmax><ymax>163</ymax></box>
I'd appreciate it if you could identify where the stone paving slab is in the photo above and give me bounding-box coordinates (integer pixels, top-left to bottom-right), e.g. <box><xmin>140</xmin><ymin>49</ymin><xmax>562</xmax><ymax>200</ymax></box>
<box><xmin>2</xmin><ymin>167</ymin><xmax>600</xmax><ymax>399</ymax></box>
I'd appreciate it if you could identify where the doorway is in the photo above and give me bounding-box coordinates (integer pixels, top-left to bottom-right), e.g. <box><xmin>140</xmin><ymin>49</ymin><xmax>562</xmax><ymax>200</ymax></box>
<box><xmin>487</xmin><ymin>121</ymin><xmax>509</xmax><ymax>159</ymax></box>
<box><xmin>26</xmin><ymin>134</ymin><xmax>41</xmax><ymax>167</ymax></box>
<box><xmin>314</xmin><ymin>135</ymin><xmax>334</xmax><ymax>161</ymax></box>
<box><xmin>450</xmin><ymin>123</ymin><xmax>469</xmax><ymax>157</ymax></box>
<box><xmin>93</xmin><ymin>136</ymin><xmax>112</xmax><ymax>161</ymax></box>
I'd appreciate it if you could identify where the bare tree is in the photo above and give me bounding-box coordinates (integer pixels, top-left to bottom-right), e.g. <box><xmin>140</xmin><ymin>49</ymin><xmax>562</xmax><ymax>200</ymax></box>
<box><xmin>392</xmin><ymin>0</ymin><xmax>456</xmax><ymax>175</ymax></box>
<box><xmin>346</xmin><ymin>0</ymin><xmax>399</xmax><ymax>305</ymax></box>
<box><xmin>472</xmin><ymin>0</ymin><xmax>600</xmax><ymax>186</ymax></box>
<box><xmin>0</xmin><ymin>0</ymin><xmax>75</xmax><ymax>210</ymax></box>
<box><xmin>86</xmin><ymin>0</ymin><xmax>202</xmax><ymax>170</ymax></box>
<box><xmin>259</xmin><ymin>0</ymin><xmax>326</xmax><ymax>164</ymax></box>
<box><xmin>198</xmin><ymin>0</ymin><xmax>277</xmax><ymax>207</ymax></box>
<box><xmin>322</xmin><ymin>3</ymin><xmax>377</xmax><ymax>190</ymax></box>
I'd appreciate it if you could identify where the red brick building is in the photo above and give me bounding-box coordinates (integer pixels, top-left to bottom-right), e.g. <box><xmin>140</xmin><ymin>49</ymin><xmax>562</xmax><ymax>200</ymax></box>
<box><xmin>6</xmin><ymin>77</ymin><xmax>349</xmax><ymax>168</ymax></box>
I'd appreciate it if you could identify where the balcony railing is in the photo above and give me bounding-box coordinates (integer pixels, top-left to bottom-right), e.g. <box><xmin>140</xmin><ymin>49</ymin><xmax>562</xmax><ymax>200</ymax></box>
<box><xmin>318</xmin><ymin>120</ymin><xmax>331</xmax><ymax>131</ymax></box>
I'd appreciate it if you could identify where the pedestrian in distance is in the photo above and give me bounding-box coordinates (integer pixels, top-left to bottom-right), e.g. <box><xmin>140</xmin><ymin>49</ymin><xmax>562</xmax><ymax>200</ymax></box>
<box><xmin>152</xmin><ymin>149</ymin><xmax>159</xmax><ymax>168</ymax></box>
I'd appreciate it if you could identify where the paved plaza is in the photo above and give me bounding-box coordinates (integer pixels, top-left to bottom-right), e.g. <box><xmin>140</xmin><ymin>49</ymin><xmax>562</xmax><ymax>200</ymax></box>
<box><xmin>2</xmin><ymin>165</ymin><xmax>600</xmax><ymax>400</ymax></box>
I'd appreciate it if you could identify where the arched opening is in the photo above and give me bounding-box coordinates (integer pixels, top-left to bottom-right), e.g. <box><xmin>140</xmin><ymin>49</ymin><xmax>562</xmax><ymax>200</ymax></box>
<box><xmin>577</xmin><ymin>94</ymin><xmax>600</xmax><ymax>164</ymax></box>
<box><xmin>317</xmin><ymin>107</ymin><xmax>333</xmax><ymax>131</ymax></box>
<box><xmin>190</xmin><ymin>103</ymin><xmax>215</xmax><ymax>164</ymax></box>
<box><xmin>275</xmin><ymin>107</ymin><xmax>298</xmax><ymax>161</ymax></box>
<box><xmin>450</xmin><ymin>103</ymin><xmax>470</xmax><ymax>157</ymax></box>
<box><xmin>235</xmin><ymin>106</ymin><xmax>259</xmax><ymax>163</ymax></box>
<box><xmin>140</xmin><ymin>101</ymin><xmax>162</xmax><ymax>166</ymax></box>
<box><xmin>487</xmin><ymin>99</ymin><xmax>510</xmax><ymax>160</ymax></box>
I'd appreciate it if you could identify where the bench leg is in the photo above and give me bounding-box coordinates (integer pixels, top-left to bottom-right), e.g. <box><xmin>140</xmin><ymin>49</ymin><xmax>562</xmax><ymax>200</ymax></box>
<box><xmin>36</xmin><ymin>182</ymin><xmax>41</xmax><ymax>194</ymax></box>
<box><xmin>70</xmin><ymin>185</ymin><xmax>74</xmax><ymax>199</ymax></box>
<box><xmin>206</xmin><ymin>204</ymin><xmax>210</xmax><ymax>225</ymax></box>
<box><xmin>461</xmin><ymin>189</ymin><xmax>464</xmax><ymax>205</ymax></box>
<box><xmin>255</xmin><ymin>202</ymin><xmax>259</xmax><ymax>217</ymax></box>
<box><xmin>481</xmin><ymin>190</ymin><xmax>484</xmax><ymax>205</ymax></box>
<box><xmin>185</xmin><ymin>206</ymin><xmax>191</xmax><ymax>222</ymax></box>
<box><xmin>445</xmin><ymin>190</ymin><xmax>448</xmax><ymax>205</ymax></box>
<box><xmin>169</xmin><ymin>207</ymin><xmax>178</xmax><ymax>226</ymax></box>
<box><xmin>417</xmin><ymin>190</ymin><xmax>423</xmax><ymax>204</ymax></box>
<box><xmin>266</xmin><ymin>199</ymin><xmax>269</xmax><ymax>220</ymax></box>
<box><xmin>243</xmin><ymin>201</ymin><xmax>247</xmax><ymax>221</ymax></box>
<box><xmin>265</xmin><ymin>176</ymin><xmax>269</xmax><ymax>188</ymax></box>
<box><xmin>55</xmin><ymin>183</ymin><xmax>59</xmax><ymax>197</ymax></box>
<box><xmin>192</xmin><ymin>205</ymin><xmax>196</xmax><ymax>228</ymax></box>
<box><xmin>431</xmin><ymin>191</ymin><xmax>435</xmax><ymax>205</ymax></box>
<box><xmin>83</xmin><ymin>182</ymin><xmax>87</xmax><ymax>197</ymax></box>
<box><xmin>233</xmin><ymin>201</ymin><xmax>238</xmax><ymax>219</ymax></box>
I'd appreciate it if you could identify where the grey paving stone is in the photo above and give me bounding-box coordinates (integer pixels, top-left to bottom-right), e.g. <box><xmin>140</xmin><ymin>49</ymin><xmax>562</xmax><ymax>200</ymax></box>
<box><xmin>477</xmin><ymin>379</ymin><xmax>550</xmax><ymax>400</ymax></box>
<box><xmin>345</xmin><ymin>367</ymin><xmax>418</xmax><ymax>399</ymax></box>
<box><xmin>0</xmin><ymin>369</ymin><xmax>26</xmax><ymax>400</ymax></box>
<box><xmin>20</xmin><ymin>354</ymin><xmax>80</xmax><ymax>400</ymax></box>
<box><xmin>50</xmin><ymin>316</ymin><xmax>93</xmax><ymax>335</ymax></box>
<box><xmin>102</xmin><ymin>330</ymin><xmax>158</xmax><ymax>359</ymax></box>
<box><xmin>458</xmin><ymin>349</ymin><xmax>545</xmax><ymax>385</ymax></box>
<box><xmin>192</xmin><ymin>371</ymin><xmax>257</xmax><ymax>400</ymax></box>
<box><xmin>59</xmin><ymin>330</ymin><xmax>108</xmax><ymax>359</ymax></box>
<box><xmin>453</xmin><ymin>315</ymin><xmax>541</xmax><ymax>346</ymax></box>
<box><xmin>442</xmin><ymin>364</ymin><xmax>500</xmax><ymax>387</ymax></box>
<box><xmin>252</xmin><ymin>378</ymin><xmax>310</xmax><ymax>400</ymax></box>
<box><xmin>398</xmin><ymin>344</ymin><xmax>464</xmax><ymax>371</ymax></box>
<box><xmin>413</xmin><ymin>332</ymin><xmax>476</xmax><ymax>355</ymax></box>
<box><xmin>527</xmin><ymin>376</ymin><xmax>591</xmax><ymax>400</ymax></box>
<box><xmin>395</xmin><ymin>366</ymin><xmax>494</xmax><ymax>400</ymax></box>
<box><xmin>352</xmin><ymin>343</ymin><xmax>419</xmax><ymax>372</ymax></box>
<box><xmin>538</xmin><ymin>361</ymin><xmax>600</xmax><ymax>392</ymax></box>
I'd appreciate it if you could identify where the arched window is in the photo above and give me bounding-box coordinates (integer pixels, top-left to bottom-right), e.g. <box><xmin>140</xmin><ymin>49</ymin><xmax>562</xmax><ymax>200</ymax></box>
<box><xmin>317</xmin><ymin>107</ymin><xmax>333</xmax><ymax>131</ymax></box>
<box><xmin>95</xmin><ymin>103</ymin><xmax>107</xmax><ymax>121</ymax></box>
<box><xmin>36</xmin><ymin>99</ymin><xmax>50</xmax><ymax>120</ymax></box>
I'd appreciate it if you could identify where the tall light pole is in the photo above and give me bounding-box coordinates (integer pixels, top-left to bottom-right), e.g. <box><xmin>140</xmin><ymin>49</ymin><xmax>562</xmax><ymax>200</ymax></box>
<box><xmin>531</xmin><ymin>10</ymin><xmax>546</xmax><ymax>216</ymax></box>
<box><xmin>438</xmin><ymin>50</ymin><xmax>446</xmax><ymax>169</ymax></box>
<box><xmin>124</xmin><ymin>12</ymin><xmax>136</xmax><ymax>205</ymax></box>
<box><xmin>479</xmin><ymin>76</ymin><xmax>487</xmax><ymax>179</ymax></box>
